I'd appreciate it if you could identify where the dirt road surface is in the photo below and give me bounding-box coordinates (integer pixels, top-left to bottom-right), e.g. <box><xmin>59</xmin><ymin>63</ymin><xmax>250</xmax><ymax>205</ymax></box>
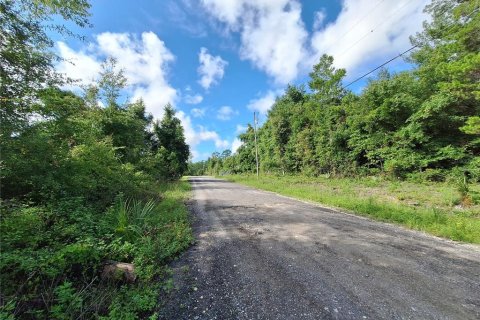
<box><xmin>159</xmin><ymin>176</ymin><xmax>480</xmax><ymax>320</ymax></box>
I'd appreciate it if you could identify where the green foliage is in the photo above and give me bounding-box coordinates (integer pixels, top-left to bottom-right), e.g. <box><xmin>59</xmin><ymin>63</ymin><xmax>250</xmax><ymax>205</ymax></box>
<box><xmin>0</xmin><ymin>0</ymin><xmax>90</xmax><ymax>142</ymax></box>
<box><xmin>0</xmin><ymin>1</ymin><xmax>192</xmax><ymax>318</ymax></box>
<box><xmin>152</xmin><ymin>104</ymin><xmax>190</xmax><ymax>179</ymax></box>
<box><xmin>197</xmin><ymin>0</ymin><xmax>479</xmax><ymax>181</ymax></box>
<box><xmin>98</xmin><ymin>57</ymin><xmax>128</xmax><ymax>107</ymax></box>
<box><xmin>187</xmin><ymin>160</ymin><xmax>208</xmax><ymax>175</ymax></box>
<box><xmin>101</xmin><ymin>284</ymin><xmax>159</xmax><ymax>320</ymax></box>
<box><xmin>112</xmin><ymin>195</ymin><xmax>158</xmax><ymax>241</ymax></box>
<box><xmin>50</xmin><ymin>281</ymin><xmax>84</xmax><ymax>320</ymax></box>
<box><xmin>0</xmin><ymin>182</ymin><xmax>192</xmax><ymax>319</ymax></box>
<box><xmin>461</xmin><ymin>116</ymin><xmax>480</xmax><ymax>135</ymax></box>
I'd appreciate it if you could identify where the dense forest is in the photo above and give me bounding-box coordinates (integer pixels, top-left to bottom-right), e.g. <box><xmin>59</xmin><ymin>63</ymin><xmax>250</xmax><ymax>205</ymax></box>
<box><xmin>1</xmin><ymin>0</ymin><xmax>191</xmax><ymax>318</ymax></box>
<box><xmin>197</xmin><ymin>0</ymin><xmax>479</xmax><ymax>185</ymax></box>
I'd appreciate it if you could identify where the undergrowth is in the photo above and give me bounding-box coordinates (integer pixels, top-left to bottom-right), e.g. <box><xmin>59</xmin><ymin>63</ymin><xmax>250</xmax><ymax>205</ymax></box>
<box><xmin>0</xmin><ymin>181</ymin><xmax>192</xmax><ymax>319</ymax></box>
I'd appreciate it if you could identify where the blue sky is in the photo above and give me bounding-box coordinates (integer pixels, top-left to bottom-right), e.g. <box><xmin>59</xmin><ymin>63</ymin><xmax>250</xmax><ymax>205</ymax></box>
<box><xmin>54</xmin><ymin>0</ymin><xmax>429</xmax><ymax>161</ymax></box>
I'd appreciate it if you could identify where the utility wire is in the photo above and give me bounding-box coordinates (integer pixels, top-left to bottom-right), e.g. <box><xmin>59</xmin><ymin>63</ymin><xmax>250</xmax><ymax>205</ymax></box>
<box><xmin>337</xmin><ymin>0</ymin><xmax>415</xmax><ymax>59</ymax></box>
<box><xmin>343</xmin><ymin>45</ymin><xmax>418</xmax><ymax>88</ymax></box>
<box><xmin>334</xmin><ymin>0</ymin><xmax>386</xmax><ymax>44</ymax></box>
<box><xmin>208</xmin><ymin>2</ymin><xmax>480</xmax><ymax>157</ymax></box>
<box><xmin>342</xmin><ymin>5</ymin><xmax>480</xmax><ymax>90</ymax></box>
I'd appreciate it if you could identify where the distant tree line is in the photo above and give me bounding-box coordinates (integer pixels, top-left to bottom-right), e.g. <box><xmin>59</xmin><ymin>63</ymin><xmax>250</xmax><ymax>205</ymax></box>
<box><xmin>196</xmin><ymin>0</ymin><xmax>479</xmax><ymax>182</ymax></box>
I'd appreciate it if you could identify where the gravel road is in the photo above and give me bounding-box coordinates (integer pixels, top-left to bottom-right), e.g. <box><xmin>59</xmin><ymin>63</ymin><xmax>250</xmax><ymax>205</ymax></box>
<box><xmin>159</xmin><ymin>176</ymin><xmax>480</xmax><ymax>320</ymax></box>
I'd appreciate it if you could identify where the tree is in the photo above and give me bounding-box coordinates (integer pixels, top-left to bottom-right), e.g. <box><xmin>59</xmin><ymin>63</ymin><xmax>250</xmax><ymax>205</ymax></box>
<box><xmin>1</xmin><ymin>0</ymin><xmax>92</xmax><ymax>198</ymax></box>
<box><xmin>98</xmin><ymin>57</ymin><xmax>128</xmax><ymax>108</ymax></box>
<box><xmin>221</xmin><ymin>149</ymin><xmax>232</xmax><ymax>159</ymax></box>
<box><xmin>0</xmin><ymin>0</ymin><xmax>91</xmax><ymax>139</ymax></box>
<box><xmin>401</xmin><ymin>0</ymin><xmax>480</xmax><ymax>174</ymax></box>
<box><xmin>153</xmin><ymin>105</ymin><xmax>190</xmax><ymax>179</ymax></box>
<box><xmin>309</xmin><ymin>54</ymin><xmax>347</xmax><ymax>105</ymax></box>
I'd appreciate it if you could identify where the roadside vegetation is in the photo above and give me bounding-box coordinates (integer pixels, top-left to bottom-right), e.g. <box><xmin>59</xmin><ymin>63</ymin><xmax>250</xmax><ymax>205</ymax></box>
<box><xmin>190</xmin><ymin>0</ymin><xmax>480</xmax><ymax>243</ymax></box>
<box><xmin>1</xmin><ymin>0</ymin><xmax>192</xmax><ymax>318</ymax></box>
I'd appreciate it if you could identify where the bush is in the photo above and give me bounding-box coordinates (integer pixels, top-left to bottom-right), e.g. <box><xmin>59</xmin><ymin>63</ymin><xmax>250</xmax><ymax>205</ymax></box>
<box><xmin>406</xmin><ymin>168</ymin><xmax>447</xmax><ymax>182</ymax></box>
<box><xmin>0</xmin><ymin>181</ymin><xmax>192</xmax><ymax>319</ymax></box>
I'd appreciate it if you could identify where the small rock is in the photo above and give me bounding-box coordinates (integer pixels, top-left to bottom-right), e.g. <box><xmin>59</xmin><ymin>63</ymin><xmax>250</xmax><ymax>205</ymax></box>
<box><xmin>101</xmin><ymin>261</ymin><xmax>136</xmax><ymax>283</ymax></box>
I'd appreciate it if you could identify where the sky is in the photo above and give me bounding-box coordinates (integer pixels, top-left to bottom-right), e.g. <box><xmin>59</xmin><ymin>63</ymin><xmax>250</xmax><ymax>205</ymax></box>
<box><xmin>54</xmin><ymin>0</ymin><xmax>430</xmax><ymax>161</ymax></box>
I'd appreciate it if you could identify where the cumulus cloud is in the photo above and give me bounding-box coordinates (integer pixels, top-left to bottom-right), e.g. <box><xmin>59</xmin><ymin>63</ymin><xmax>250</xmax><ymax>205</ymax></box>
<box><xmin>247</xmin><ymin>91</ymin><xmax>278</xmax><ymax>114</ymax></box>
<box><xmin>217</xmin><ymin>106</ymin><xmax>238</xmax><ymax>120</ymax></box>
<box><xmin>57</xmin><ymin>42</ymin><xmax>101</xmax><ymax>85</ymax></box>
<box><xmin>177</xmin><ymin>111</ymin><xmax>230</xmax><ymax>157</ymax></box>
<box><xmin>201</xmin><ymin>0</ymin><xmax>308</xmax><ymax>84</ymax></box>
<box><xmin>201</xmin><ymin>0</ymin><xmax>428</xmax><ymax>83</ymax></box>
<box><xmin>313</xmin><ymin>9</ymin><xmax>327</xmax><ymax>30</ymax></box>
<box><xmin>184</xmin><ymin>93</ymin><xmax>203</xmax><ymax>104</ymax></box>
<box><xmin>231</xmin><ymin>138</ymin><xmax>243</xmax><ymax>153</ymax></box>
<box><xmin>235</xmin><ymin>124</ymin><xmax>248</xmax><ymax>134</ymax></box>
<box><xmin>191</xmin><ymin>107</ymin><xmax>206</xmax><ymax>118</ymax></box>
<box><xmin>310</xmin><ymin>0</ymin><xmax>429</xmax><ymax>76</ymax></box>
<box><xmin>198</xmin><ymin>47</ymin><xmax>228</xmax><ymax>89</ymax></box>
<box><xmin>56</xmin><ymin>32</ymin><xmax>227</xmax><ymax>160</ymax></box>
<box><xmin>57</xmin><ymin>31</ymin><xmax>177</xmax><ymax>118</ymax></box>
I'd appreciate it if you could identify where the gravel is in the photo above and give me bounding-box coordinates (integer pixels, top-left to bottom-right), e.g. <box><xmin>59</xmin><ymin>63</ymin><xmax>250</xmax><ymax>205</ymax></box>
<box><xmin>158</xmin><ymin>176</ymin><xmax>480</xmax><ymax>320</ymax></box>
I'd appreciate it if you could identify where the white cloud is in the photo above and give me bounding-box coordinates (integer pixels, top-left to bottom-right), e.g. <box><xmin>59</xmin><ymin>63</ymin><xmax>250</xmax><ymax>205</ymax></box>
<box><xmin>313</xmin><ymin>10</ymin><xmax>326</xmax><ymax>30</ymax></box>
<box><xmin>184</xmin><ymin>94</ymin><xmax>203</xmax><ymax>104</ymax></box>
<box><xmin>57</xmin><ymin>42</ymin><xmax>101</xmax><ymax>85</ymax></box>
<box><xmin>57</xmin><ymin>31</ymin><xmax>177</xmax><ymax>118</ymax></box>
<box><xmin>191</xmin><ymin>107</ymin><xmax>206</xmax><ymax>118</ymax></box>
<box><xmin>235</xmin><ymin>124</ymin><xmax>248</xmax><ymax>134</ymax></box>
<box><xmin>178</xmin><ymin>111</ymin><xmax>230</xmax><ymax>154</ymax></box>
<box><xmin>231</xmin><ymin>138</ymin><xmax>243</xmax><ymax>153</ymax></box>
<box><xmin>198</xmin><ymin>47</ymin><xmax>228</xmax><ymax>89</ymax></box>
<box><xmin>202</xmin><ymin>0</ymin><xmax>429</xmax><ymax>83</ymax></box>
<box><xmin>201</xmin><ymin>0</ymin><xmax>308</xmax><ymax>84</ymax></box>
<box><xmin>310</xmin><ymin>0</ymin><xmax>429</xmax><ymax>77</ymax></box>
<box><xmin>247</xmin><ymin>91</ymin><xmax>278</xmax><ymax>114</ymax></box>
<box><xmin>57</xmin><ymin>32</ymin><xmax>220</xmax><ymax>160</ymax></box>
<box><xmin>217</xmin><ymin>106</ymin><xmax>238</xmax><ymax>120</ymax></box>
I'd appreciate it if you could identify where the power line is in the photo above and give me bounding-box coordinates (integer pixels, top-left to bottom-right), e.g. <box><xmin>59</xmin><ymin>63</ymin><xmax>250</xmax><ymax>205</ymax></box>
<box><xmin>343</xmin><ymin>45</ymin><xmax>418</xmax><ymax>88</ymax></box>
<box><xmin>342</xmin><ymin>5</ymin><xmax>480</xmax><ymax>90</ymax></box>
<box><xmin>337</xmin><ymin>0</ymin><xmax>415</xmax><ymax>60</ymax></box>
<box><xmin>334</xmin><ymin>0</ymin><xmax>386</xmax><ymax>44</ymax></box>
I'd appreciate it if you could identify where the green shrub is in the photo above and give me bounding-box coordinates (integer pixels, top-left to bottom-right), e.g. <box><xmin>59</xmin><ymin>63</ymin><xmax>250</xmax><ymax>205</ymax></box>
<box><xmin>110</xmin><ymin>194</ymin><xmax>158</xmax><ymax>241</ymax></box>
<box><xmin>50</xmin><ymin>281</ymin><xmax>84</xmax><ymax>320</ymax></box>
